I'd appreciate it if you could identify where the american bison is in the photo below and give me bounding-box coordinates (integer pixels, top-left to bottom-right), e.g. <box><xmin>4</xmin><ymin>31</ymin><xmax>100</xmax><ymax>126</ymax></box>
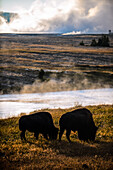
<box><xmin>19</xmin><ymin>112</ymin><xmax>58</xmax><ymax>140</ymax></box>
<box><xmin>59</xmin><ymin>108</ymin><xmax>98</xmax><ymax>142</ymax></box>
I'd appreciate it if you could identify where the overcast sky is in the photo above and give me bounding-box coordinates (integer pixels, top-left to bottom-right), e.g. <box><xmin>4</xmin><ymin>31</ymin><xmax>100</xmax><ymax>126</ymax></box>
<box><xmin>0</xmin><ymin>0</ymin><xmax>113</xmax><ymax>33</ymax></box>
<box><xmin>0</xmin><ymin>0</ymin><xmax>36</xmax><ymax>12</ymax></box>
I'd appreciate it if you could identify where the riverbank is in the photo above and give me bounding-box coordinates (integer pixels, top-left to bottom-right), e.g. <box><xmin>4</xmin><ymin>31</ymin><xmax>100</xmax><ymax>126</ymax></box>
<box><xmin>0</xmin><ymin>105</ymin><xmax>113</xmax><ymax>169</ymax></box>
<box><xmin>0</xmin><ymin>88</ymin><xmax>113</xmax><ymax>119</ymax></box>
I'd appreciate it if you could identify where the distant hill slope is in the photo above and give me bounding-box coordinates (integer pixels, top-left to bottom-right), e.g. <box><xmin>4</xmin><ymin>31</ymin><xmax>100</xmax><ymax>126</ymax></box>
<box><xmin>0</xmin><ymin>11</ymin><xmax>18</xmax><ymax>23</ymax></box>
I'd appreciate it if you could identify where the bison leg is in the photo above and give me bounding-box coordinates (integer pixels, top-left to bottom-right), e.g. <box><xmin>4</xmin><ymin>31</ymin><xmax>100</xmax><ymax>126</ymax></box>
<box><xmin>34</xmin><ymin>132</ymin><xmax>39</xmax><ymax>140</ymax></box>
<box><xmin>20</xmin><ymin>130</ymin><xmax>26</xmax><ymax>140</ymax></box>
<box><xmin>43</xmin><ymin>133</ymin><xmax>48</xmax><ymax>140</ymax></box>
<box><xmin>66</xmin><ymin>130</ymin><xmax>71</xmax><ymax>142</ymax></box>
<box><xmin>59</xmin><ymin>128</ymin><xmax>64</xmax><ymax>141</ymax></box>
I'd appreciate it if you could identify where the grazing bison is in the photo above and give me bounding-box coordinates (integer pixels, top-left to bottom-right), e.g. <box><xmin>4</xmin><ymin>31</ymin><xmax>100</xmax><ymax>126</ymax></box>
<box><xmin>59</xmin><ymin>108</ymin><xmax>98</xmax><ymax>142</ymax></box>
<box><xmin>19</xmin><ymin>112</ymin><xmax>58</xmax><ymax>140</ymax></box>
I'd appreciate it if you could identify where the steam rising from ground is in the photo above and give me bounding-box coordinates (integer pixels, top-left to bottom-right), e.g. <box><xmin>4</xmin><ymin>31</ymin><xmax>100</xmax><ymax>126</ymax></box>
<box><xmin>20</xmin><ymin>79</ymin><xmax>75</xmax><ymax>93</ymax></box>
<box><xmin>20</xmin><ymin>77</ymin><xmax>110</xmax><ymax>94</ymax></box>
<box><xmin>0</xmin><ymin>0</ymin><xmax>113</xmax><ymax>33</ymax></box>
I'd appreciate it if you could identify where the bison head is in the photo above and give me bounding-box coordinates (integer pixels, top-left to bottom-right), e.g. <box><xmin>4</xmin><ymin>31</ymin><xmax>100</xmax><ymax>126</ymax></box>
<box><xmin>87</xmin><ymin>125</ymin><xmax>98</xmax><ymax>141</ymax></box>
<box><xmin>78</xmin><ymin>126</ymin><xmax>98</xmax><ymax>141</ymax></box>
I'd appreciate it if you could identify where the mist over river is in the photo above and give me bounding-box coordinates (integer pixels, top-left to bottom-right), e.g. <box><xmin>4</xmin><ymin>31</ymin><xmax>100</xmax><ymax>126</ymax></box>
<box><xmin>0</xmin><ymin>88</ymin><xmax>113</xmax><ymax>119</ymax></box>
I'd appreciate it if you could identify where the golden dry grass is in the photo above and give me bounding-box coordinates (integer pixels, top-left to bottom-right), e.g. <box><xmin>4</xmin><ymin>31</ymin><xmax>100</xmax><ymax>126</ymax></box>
<box><xmin>1</xmin><ymin>44</ymin><xmax>113</xmax><ymax>55</ymax></box>
<box><xmin>0</xmin><ymin>105</ymin><xmax>113</xmax><ymax>169</ymax></box>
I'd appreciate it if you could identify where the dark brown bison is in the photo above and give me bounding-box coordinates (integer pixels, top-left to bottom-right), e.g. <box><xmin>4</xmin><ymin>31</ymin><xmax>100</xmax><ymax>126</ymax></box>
<box><xmin>59</xmin><ymin>108</ymin><xmax>98</xmax><ymax>142</ymax></box>
<box><xmin>19</xmin><ymin>112</ymin><xmax>58</xmax><ymax>140</ymax></box>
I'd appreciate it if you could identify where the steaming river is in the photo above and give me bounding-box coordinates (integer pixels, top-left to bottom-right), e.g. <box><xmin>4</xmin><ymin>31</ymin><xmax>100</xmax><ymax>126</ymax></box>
<box><xmin>0</xmin><ymin>88</ymin><xmax>113</xmax><ymax>119</ymax></box>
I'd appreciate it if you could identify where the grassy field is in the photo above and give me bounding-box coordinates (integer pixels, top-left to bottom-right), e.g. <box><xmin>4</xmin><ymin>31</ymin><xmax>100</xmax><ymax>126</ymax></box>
<box><xmin>0</xmin><ymin>105</ymin><xmax>113</xmax><ymax>169</ymax></box>
<box><xmin>0</xmin><ymin>34</ymin><xmax>113</xmax><ymax>94</ymax></box>
<box><xmin>0</xmin><ymin>34</ymin><xmax>113</xmax><ymax>169</ymax></box>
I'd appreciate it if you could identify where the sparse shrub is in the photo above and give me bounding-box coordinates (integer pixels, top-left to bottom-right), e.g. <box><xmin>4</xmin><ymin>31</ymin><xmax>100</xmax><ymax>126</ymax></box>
<box><xmin>38</xmin><ymin>69</ymin><xmax>45</xmax><ymax>81</ymax></box>
<box><xmin>80</xmin><ymin>41</ymin><xmax>84</xmax><ymax>46</ymax></box>
<box><xmin>97</xmin><ymin>38</ymin><xmax>102</xmax><ymax>46</ymax></box>
<box><xmin>98</xmin><ymin>35</ymin><xmax>110</xmax><ymax>47</ymax></box>
<box><xmin>91</xmin><ymin>35</ymin><xmax>110</xmax><ymax>47</ymax></box>
<box><xmin>91</xmin><ymin>39</ymin><xmax>97</xmax><ymax>46</ymax></box>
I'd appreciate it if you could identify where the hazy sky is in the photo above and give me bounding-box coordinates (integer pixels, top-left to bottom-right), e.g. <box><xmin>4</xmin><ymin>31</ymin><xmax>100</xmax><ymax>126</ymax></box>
<box><xmin>0</xmin><ymin>0</ymin><xmax>35</xmax><ymax>12</ymax></box>
<box><xmin>0</xmin><ymin>0</ymin><xmax>113</xmax><ymax>33</ymax></box>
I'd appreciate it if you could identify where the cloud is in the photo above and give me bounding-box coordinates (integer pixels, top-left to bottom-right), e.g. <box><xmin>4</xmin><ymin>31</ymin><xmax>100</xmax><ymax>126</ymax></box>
<box><xmin>0</xmin><ymin>0</ymin><xmax>113</xmax><ymax>33</ymax></box>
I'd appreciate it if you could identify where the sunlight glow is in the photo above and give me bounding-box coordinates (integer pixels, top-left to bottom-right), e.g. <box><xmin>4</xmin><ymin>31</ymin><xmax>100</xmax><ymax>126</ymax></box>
<box><xmin>88</xmin><ymin>6</ymin><xmax>98</xmax><ymax>17</ymax></box>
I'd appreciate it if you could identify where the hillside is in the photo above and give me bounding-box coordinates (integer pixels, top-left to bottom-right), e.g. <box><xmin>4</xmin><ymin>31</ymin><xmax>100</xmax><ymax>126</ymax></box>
<box><xmin>0</xmin><ymin>34</ymin><xmax>113</xmax><ymax>94</ymax></box>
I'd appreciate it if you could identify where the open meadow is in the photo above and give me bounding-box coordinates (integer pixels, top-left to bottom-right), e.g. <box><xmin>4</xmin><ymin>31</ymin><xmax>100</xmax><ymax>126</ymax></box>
<box><xmin>0</xmin><ymin>34</ymin><xmax>113</xmax><ymax>169</ymax></box>
<box><xmin>0</xmin><ymin>105</ymin><xmax>113</xmax><ymax>169</ymax></box>
<box><xmin>0</xmin><ymin>34</ymin><xmax>113</xmax><ymax>94</ymax></box>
